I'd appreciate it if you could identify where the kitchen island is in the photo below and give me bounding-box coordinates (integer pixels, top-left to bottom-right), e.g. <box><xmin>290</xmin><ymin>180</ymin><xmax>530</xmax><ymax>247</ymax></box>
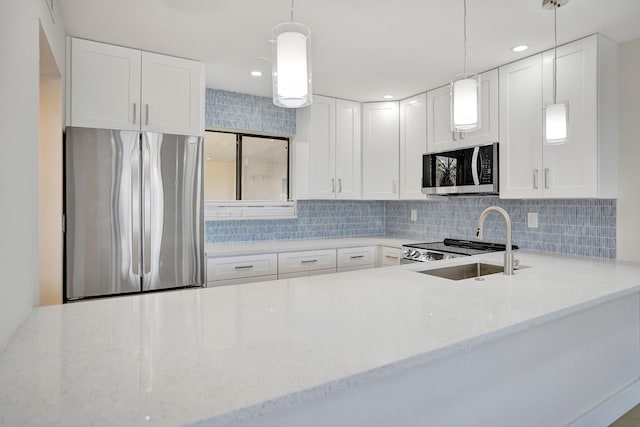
<box><xmin>1</xmin><ymin>251</ymin><xmax>640</xmax><ymax>426</ymax></box>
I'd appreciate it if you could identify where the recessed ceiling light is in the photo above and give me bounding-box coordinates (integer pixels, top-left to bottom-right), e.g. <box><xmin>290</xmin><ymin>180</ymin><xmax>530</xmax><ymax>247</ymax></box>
<box><xmin>512</xmin><ymin>44</ymin><xmax>529</xmax><ymax>53</ymax></box>
<box><xmin>383</xmin><ymin>94</ymin><xmax>393</xmax><ymax>99</ymax></box>
<box><xmin>206</xmin><ymin>157</ymin><xmax>212</xmax><ymax>161</ymax></box>
<box><xmin>250</xmin><ymin>70</ymin><xmax>263</xmax><ymax>77</ymax></box>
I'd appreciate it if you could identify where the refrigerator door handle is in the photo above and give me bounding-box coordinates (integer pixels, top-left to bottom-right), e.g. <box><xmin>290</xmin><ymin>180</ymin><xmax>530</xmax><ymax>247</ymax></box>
<box><xmin>131</xmin><ymin>138</ymin><xmax>141</xmax><ymax>276</ymax></box>
<box><xmin>142</xmin><ymin>134</ymin><xmax>152</xmax><ymax>275</ymax></box>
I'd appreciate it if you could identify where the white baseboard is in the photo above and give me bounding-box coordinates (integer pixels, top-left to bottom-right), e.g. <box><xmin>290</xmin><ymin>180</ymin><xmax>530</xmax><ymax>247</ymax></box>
<box><xmin>569</xmin><ymin>380</ymin><xmax>640</xmax><ymax>427</ymax></box>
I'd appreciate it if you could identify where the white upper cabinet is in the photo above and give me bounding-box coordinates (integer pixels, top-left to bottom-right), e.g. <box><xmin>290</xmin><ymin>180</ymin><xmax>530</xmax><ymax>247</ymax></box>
<box><xmin>70</xmin><ymin>38</ymin><xmax>141</xmax><ymax>132</ymax></box>
<box><xmin>141</xmin><ymin>52</ymin><xmax>205</xmax><ymax>136</ymax></box>
<box><xmin>499</xmin><ymin>55</ymin><xmax>544</xmax><ymax>199</ymax></box>
<box><xmin>69</xmin><ymin>38</ymin><xmax>205</xmax><ymax>136</ymax></box>
<box><xmin>399</xmin><ymin>93</ymin><xmax>427</xmax><ymax>199</ymax></box>
<box><xmin>426</xmin><ymin>68</ymin><xmax>499</xmax><ymax>153</ymax></box>
<box><xmin>308</xmin><ymin>96</ymin><xmax>336</xmax><ymax>199</ymax></box>
<box><xmin>499</xmin><ymin>35</ymin><xmax>618</xmax><ymax>199</ymax></box>
<box><xmin>362</xmin><ymin>101</ymin><xmax>400</xmax><ymax>200</ymax></box>
<box><xmin>334</xmin><ymin>99</ymin><xmax>362</xmax><ymax>199</ymax></box>
<box><xmin>306</xmin><ymin>95</ymin><xmax>361</xmax><ymax>199</ymax></box>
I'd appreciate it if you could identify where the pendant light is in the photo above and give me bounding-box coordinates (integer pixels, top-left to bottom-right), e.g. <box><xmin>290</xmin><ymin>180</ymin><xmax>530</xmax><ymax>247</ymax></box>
<box><xmin>272</xmin><ymin>0</ymin><xmax>312</xmax><ymax>108</ymax></box>
<box><xmin>543</xmin><ymin>0</ymin><xmax>569</xmax><ymax>144</ymax></box>
<box><xmin>450</xmin><ymin>0</ymin><xmax>480</xmax><ymax>132</ymax></box>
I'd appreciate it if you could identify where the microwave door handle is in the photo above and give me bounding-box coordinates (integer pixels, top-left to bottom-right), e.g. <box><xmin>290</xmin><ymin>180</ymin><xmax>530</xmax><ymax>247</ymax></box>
<box><xmin>471</xmin><ymin>146</ymin><xmax>480</xmax><ymax>186</ymax></box>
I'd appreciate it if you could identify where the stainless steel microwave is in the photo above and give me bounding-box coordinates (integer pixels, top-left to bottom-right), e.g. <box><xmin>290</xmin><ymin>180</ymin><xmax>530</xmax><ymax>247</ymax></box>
<box><xmin>422</xmin><ymin>143</ymin><xmax>499</xmax><ymax>195</ymax></box>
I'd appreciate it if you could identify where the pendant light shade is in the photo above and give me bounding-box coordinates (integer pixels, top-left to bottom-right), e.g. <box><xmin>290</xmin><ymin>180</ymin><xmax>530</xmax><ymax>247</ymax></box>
<box><xmin>451</xmin><ymin>73</ymin><xmax>481</xmax><ymax>132</ymax></box>
<box><xmin>450</xmin><ymin>0</ymin><xmax>480</xmax><ymax>133</ymax></box>
<box><xmin>272</xmin><ymin>21</ymin><xmax>312</xmax><ymax>108</ymax></box>
<box><xmin>544</xmin><ymin>102</ymin><xmax>568</xmax><ymax>144</ymax></box>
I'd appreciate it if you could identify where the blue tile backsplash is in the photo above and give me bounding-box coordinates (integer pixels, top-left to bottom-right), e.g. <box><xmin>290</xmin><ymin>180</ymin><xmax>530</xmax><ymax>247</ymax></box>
<box><xmin>205</xmin><ymin>88</ymin><xmax>296</xmax><ymax>134</ymax></box>
<box><xmin>206</xmin><ymin>198</ymin><xmax>616</xmax><ymax>259</ymax></box>
<box><xmin>385</xmin><ymin>198</ymin><xmax>616</xmax><ymax>259</ymax></box>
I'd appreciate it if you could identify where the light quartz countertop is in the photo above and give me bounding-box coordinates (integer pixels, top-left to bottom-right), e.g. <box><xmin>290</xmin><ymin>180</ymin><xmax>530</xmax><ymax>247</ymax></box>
<box><xmin>205</xmin><ymin>236</ymin><xmax>413</xmax><ymax>257</ymax></box>
<box><xmin>2</xmin><ymin>251</ymin><xmax>640</xmax><ymax>426</ymax></box>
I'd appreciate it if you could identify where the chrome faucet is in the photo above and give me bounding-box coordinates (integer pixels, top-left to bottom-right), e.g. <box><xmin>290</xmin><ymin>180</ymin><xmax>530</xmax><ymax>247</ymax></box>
<box><xmin>476</xmin><ymin>206</ymin><xmax>514</xmax><ymax>275</ymax></box>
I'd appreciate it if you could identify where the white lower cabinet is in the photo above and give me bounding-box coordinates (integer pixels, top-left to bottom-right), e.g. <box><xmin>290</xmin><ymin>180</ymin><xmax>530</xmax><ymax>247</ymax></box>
<box><xmin>337</xmin><ymin>246</ymin><xmax>376</xmax><ymax>272</ymax></box>
<box><xmin>206</xmin><ymin>253</ymin><xmax>278</xmax><ymax>287</ymax></box>
<box><xmin>278</xmin><ymin>249</ymin><xmax>337</xmax><ymax>278</ymax></box>
<box><xmin>379</xmin><ymin>246</ymin><xmax>401</xmax><ymax>266</ymax></box>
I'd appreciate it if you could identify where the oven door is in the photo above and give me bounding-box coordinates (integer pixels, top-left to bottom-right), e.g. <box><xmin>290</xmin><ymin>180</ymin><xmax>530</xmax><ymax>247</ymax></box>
<box><xmin>422</xmin><ymin>143</ymin><xmax>499</xmax><ymax>195</ymax></box>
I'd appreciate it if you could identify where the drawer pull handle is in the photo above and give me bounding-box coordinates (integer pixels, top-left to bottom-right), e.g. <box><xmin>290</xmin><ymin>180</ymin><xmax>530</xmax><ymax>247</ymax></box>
<box><xmin>235</xmin><ymin>265</ymin><xmax>254</xmax><ymax>269</ymax></box>
<box><xmin>385</xmin><ymin>255</ymin><xmax>399</xmax><ymax>259</ymax></box>
<box><xmin>301</xmin><ymin>259</ymin><xmax>318</xmax><ymax>264</ymax></box>
<box><xmin>350</xmin><ymin>255</ymin><xmax>365</xmax><ymax>259</ymax></box>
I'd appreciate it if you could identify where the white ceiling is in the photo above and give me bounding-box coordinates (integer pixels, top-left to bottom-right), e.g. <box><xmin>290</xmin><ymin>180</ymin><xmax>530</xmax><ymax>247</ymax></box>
<box><xmin>58</xmin><ymin>0</ymin><xmax>640</xmax><ymax>103</ymax></box>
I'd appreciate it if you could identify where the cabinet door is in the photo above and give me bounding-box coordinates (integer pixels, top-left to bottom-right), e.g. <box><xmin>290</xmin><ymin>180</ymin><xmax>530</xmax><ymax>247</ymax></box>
<box><xmin>70</xmin><ymin>38</ymin><xmax>141</xmax><ymax>131</ymax></box>
<box><xmin>463</xmin><ymin>69</ymin><xmax>499</xmax><ymax>146</ymax></box>
<box><xmin>293</xmin><ymin>106</ymin><xmax>311</xmax><ymax>199</ymax></box>
<box><xmin>499</xmin><ymin>55</ymin><xmax>544</xmax><ymax>199</ymax></box>
<box><xmin>308</xmin><ymin>96</ymin><xmax>336</xmax><ymax>199</ymax></box>
<box><xmin>380</xmin><ymin>246</ymin><xmax>401</xmax><ymax>266</ymax></box>
<box><xmin>141</xmin><ymin>52</ymin><xmax>205</xmax><ymax>136</ymax></box>
<box><xmin>400</xmin><ymin>93</ymin><xmax>427</xmax><ymax>199</ymax></box>
<box><xmin>362</xmin><ymin>102</ymin><xmax>400</xmax><ymax>200</ymax></box>
<box><xmin>427</xmin><ymin>70</ymin><xmax>499</xmax><ymax>153</ymax></box>
<box><xmin>335</xmin><ymin>99</ymin><xmax>362</xmax><ymax>199</ymax></box>
<box><xmin>426</xmin><ymin>85</ymin><xmax>456</xmax><ymax>153</ymax></box>
<box><xmin>541</xmin><ymin>37</ymin><xmax>598</xmax><ymax>198</ymax></box>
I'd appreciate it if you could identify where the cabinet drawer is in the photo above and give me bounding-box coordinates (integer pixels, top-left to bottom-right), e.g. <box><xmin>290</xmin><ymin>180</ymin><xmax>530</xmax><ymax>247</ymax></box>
<box><xmin>380</xmin><ymin>246</ymin><xmax>401</xmax><ymax>266</ymax></box>
<box><xmin>278</xmin><ymin>249</ymin><xmax>336</xmax><ymax>274</ymax></box>
<box><xmin>207</xmin><ymin>253</ymin><xmax>278</xmax><ymax>281</ymax></box>
<box><xmin>278</xmin><ymin>268</ymin><xmax>336</xmax><ymax>280</ymax></box>
<box><xmin>337</xmin><ymin>246</ymin><xmax>377</xmax><ymax>269</ymax></box>
<box><xmin>207</xmin><ymin>274</ymin><xmax>278</xmax><ymax>288</ymax></box>
<box><xmin>337</xmin><ymin>264</ymin><xmax>375</xmax><ymax>273</ymax></box>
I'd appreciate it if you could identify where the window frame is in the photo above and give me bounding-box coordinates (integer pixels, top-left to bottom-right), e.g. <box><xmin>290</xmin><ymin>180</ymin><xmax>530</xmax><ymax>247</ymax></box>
<box><xmin>203</xmin><ymin>129</ymin><xmax>296</xmax><ymax>221</ymax></box>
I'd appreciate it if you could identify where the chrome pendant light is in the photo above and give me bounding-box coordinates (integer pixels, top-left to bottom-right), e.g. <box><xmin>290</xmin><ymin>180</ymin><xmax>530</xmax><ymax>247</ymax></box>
<box><xmin>272</xmin><ymin>0</ymin><xmax>312</xmax><ymax>108</ymax></box>
<box><xmin>543</xmin><ymin>0</ymin><xmax>569</xmax><ymax>144</ymax></box>
<box><xmin>450</xmin><ymin>0</ymin><xmax>480</xmax><ymax>132</ymax></box>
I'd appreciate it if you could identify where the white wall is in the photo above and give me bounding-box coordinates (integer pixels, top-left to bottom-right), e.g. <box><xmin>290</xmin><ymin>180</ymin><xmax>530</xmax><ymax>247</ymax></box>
<box><xmin>617</xmin><ymin>39</ymin><xmax>640</xmax><ymax>262</ymax></box>
<box><xmin>39</xmin><ymin>75</ymin><xmax>63</xmax><ymax>306</ymax></box>
<box><xmin>0</xmin><ymin>0</ymin><xmax>65</xmax><ymax>351</ymax></box>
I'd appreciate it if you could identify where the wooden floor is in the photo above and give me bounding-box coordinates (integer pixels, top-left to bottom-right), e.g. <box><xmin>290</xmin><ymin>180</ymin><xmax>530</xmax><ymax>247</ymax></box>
<box><xmin>610</xmin><ymin>403</ymin><xmax>640</xmax><ymax>426</ymax></box>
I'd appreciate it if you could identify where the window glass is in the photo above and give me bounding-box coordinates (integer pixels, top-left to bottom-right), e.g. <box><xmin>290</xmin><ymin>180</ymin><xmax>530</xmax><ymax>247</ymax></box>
<box><xmin>204</xmin><ymin>131</ymin><xmax>289</xmax><ymax>201</ymax></box>
<box><xmin>241</xmin><ymin>136</ymin><xmax>289</xmax><ymax>201</ymax></box>
<box><xmin>204</xmin><ymin>132</ymin><xmax>236</xmax><ymax>200</ymax></box>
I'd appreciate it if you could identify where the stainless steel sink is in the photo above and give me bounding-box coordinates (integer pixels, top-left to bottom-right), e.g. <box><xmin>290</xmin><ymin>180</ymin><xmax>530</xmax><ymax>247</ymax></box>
<box><xmin>418</xmin><ymin>262</ymin><xmax>504</xmax><ymax>281</ymax></box>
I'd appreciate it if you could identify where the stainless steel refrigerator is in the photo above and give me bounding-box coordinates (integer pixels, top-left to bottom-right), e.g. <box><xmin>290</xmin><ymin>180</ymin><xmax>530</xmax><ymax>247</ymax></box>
<box><xmin>64</xmin><ymin>127</ymin><xmax>204</xmax><ymax>300</ymax></box>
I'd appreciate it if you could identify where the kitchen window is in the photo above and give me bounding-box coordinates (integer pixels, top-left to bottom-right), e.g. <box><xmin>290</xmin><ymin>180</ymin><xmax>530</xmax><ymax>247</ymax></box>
<box><xmin>204</xmin><ymin>130</ymin><xmax>295</xmax><ymax>219</ymax></box>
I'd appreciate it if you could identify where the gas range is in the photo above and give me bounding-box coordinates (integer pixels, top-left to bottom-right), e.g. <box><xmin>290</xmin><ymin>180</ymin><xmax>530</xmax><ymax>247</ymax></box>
<box><xmin>401</xmin><ymin>238</ymin><xmax>517</xmax><ymax>263</ymax></box>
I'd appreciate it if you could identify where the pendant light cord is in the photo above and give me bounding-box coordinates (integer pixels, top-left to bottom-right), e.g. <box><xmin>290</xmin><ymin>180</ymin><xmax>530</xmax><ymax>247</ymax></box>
<box><xmin>463</xmin><ymin>0</ymin><xmax>467</xmax><ymax>76</ymax></box>
<box><xmin>290</xmin><ymin>0</ymin><xmax>294</xmax><ymax>22</ymax></box>
<box><xmin>553</xmin><ymin>3</ymin><xmax>557</xmax><ymax>104</ymax></box>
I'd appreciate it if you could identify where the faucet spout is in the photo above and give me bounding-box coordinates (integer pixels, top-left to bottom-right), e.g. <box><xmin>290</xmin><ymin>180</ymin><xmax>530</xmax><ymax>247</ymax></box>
<box><xmin>477</xmin><ymin>206</ymin><xmax>514</xmax><ymax>275</ymax></box>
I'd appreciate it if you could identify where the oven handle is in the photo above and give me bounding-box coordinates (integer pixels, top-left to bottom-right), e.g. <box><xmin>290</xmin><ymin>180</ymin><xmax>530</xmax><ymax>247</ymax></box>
<box><xmin>471</xmin><ymin>146</ymin><xmax>480</xmax><ymax>186</ymax></box>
